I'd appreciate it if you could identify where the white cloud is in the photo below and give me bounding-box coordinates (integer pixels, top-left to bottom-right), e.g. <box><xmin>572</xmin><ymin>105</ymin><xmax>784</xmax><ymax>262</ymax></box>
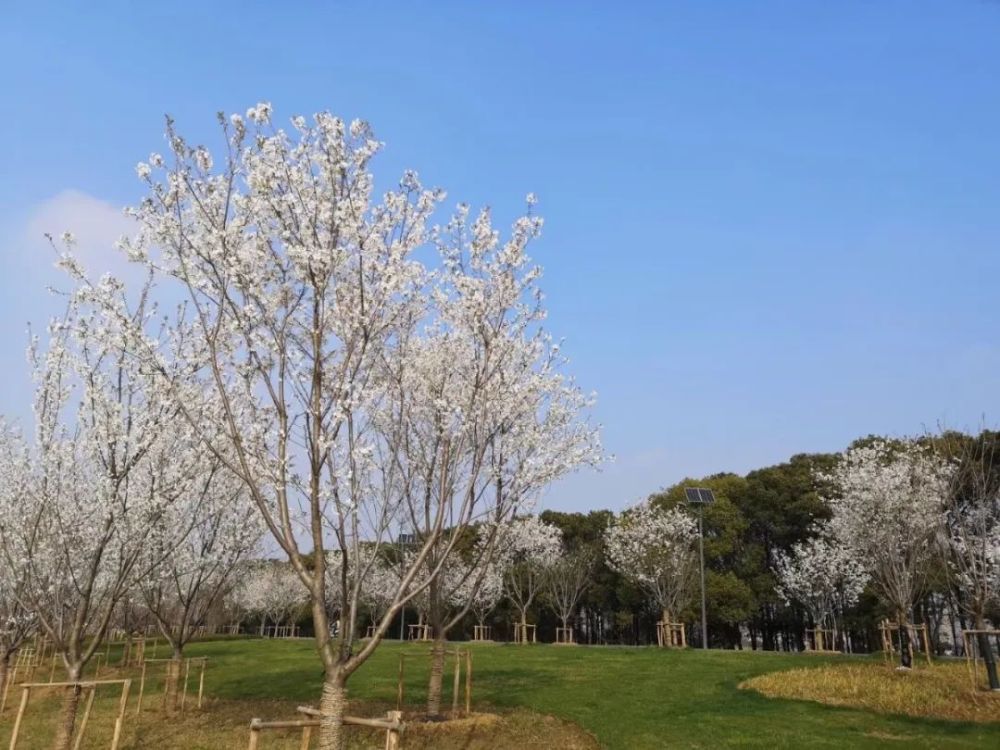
<box><xmin>22</xmin><ymin>189</ymin><xmax>137</xmax><ymax>279</ymax></box>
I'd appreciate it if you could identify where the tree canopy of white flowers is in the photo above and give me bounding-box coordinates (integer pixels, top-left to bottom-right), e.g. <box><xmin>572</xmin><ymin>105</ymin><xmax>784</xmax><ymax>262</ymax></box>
<box><xmin>773</xmin><ymin>527</ymin><xmax>868</xmax><ymax>641</ymax></box>
<box><xmin>0</xmin><ymin>421</ymin><xmax>37</xmax><ymax>694</ymax></box>
<box><xmin>605</xmin><ymin>503</ymin><xmax>699</xmax><ymax>624</ymax></box>
<box><xmin>823</xmin><ymin>439</ymin><xmax>952</xmax><ymax>668</ymax></box>
<box><xmin>98</xmin><ymin>103</ymin><xmax>601</xmax><ymax>745</ymax></box>
<box><xmin>502</xmin><ymin>516</ymin><xmax>563</xmax><ymax>629</ymax></box>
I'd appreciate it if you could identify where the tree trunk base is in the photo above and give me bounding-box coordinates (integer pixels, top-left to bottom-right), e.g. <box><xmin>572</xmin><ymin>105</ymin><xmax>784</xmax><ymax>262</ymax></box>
<box><xmin>51</xmin><ymin>684</ymin><xmax>82</xmax><ymax>750</ymax></box>
<box><xmin>426</xmin><ymin>639</ymin><xmax>446</xmax><ymax>718</ymax></box>
<box><xmin>164</xmin><ymin>657</ymin><xmax>182</xmax><ymax>714</ymax></box>
<box><xmin>315</xmin><ymin>679</ymin><xmax>347</xmax><ymax>750</ymax></box>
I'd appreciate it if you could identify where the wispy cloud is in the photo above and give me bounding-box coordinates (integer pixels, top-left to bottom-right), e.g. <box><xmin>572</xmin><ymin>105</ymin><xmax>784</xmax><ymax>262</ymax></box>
<box><xmin>22</xmin><ymin>189</ymin><xmax>136</xmax><ymax>279</ymax></box>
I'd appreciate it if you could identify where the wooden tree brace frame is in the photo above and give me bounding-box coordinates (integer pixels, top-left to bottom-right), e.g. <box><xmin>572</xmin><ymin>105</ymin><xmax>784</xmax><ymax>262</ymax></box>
<box><xmin>135</xmin><ymin>657</ymin><xmax>208</xmax><ymax>717</ymax></box>
<box><xmin>655</xmin><ymin>620</ymin><xmax>687</xmax><ymax>648</ymax></box>
<box><xmin>395</xmin><ymin>649</ymin><xmax>473</xmax><ymax>715</ymax></box>
<box><xmin>406</xmin><ymin>624</ymin><xmax>431</xmax><ymax>642</ymax></box>
<box><xmin>512</xmin><ymin>623</ymin><xmax>537</xmax><ymax>644</ymax></box>
<box><xmin>554</xmin><ymin>627</ymin><xmax>576</xmax><ymax>645</ymax></box>
<box><xmin>7</xmin><ymin>679</ymin><xmax>131</xmax><ymax>750</ymax></box>
<box><xmin>878</xmin><ymin>619</ymin><xmax>932</xmax><ymax>666</ymax></box>
<box><xmin>471</xmin><ymin>625</ymin><xmax>492</xmax><ymax>642</ymax></box>
<box><xmin>804</xmin><ymin>627</ymin><xmax>837</xmax><ymax>653</ymax></box>
<box><xmin>246</xmin><ymin>708</ymin><xmax>405</xmax><ymax>750</ymax></box>
<box><xmin>961</xmin><ymin>629</ymin><xmax>1000</xmax><ymax>692</ymax></box>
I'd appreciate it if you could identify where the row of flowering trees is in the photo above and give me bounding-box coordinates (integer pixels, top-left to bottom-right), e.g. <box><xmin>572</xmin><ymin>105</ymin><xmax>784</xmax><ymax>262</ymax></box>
<box><xmin>0</xmin><ymin>102</ymin><xmax>603</xmax><ymax>749</ymax></box>
<box><xmin>773</xmin><ymin>437</ymin><xmax>1000</xmax><ymax>685</ymax></box>
<box><xmin>0</xmin><ymin>297</ymin><xmax>266</xmax><ymax>746</ymax></box>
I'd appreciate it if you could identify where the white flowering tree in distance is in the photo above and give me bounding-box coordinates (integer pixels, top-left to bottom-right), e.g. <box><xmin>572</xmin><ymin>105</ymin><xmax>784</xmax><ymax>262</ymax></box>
<box><xmin>106</xmin><ymin>103</ymin><xmax>601</xmax><ymax>746</ymax></box>
<box><xmin>544</xmin><ymin>546</ymin><xmax>596</xmax><ymax>644</ymax></box>
<box><xmin>773</xmin><ymin>527</ymin><xmax>868</xmax><ymax>651</ymax></box>
<box><xmin>503</xmin><ymin>517</ymin><xmax>563</xmax><ymax>644</ymax></box>
<box><xmin>824</xmin><ymin>439</ymin><xmax>951</xmax><ymax>669</ymax></box>
<box><xmin>139</xmin><ymin>459</ymin><xmax>263</xmax><ymax>711</ymax></box>
<box><xmin>605</xmin><ymin>503</ymin><xmax>699</xmax><ymax>644</ymax></box>
<box><xmin>467</xmin><ymin>555</ymin><xmax>505</xmax><ymax>642</ymax></box>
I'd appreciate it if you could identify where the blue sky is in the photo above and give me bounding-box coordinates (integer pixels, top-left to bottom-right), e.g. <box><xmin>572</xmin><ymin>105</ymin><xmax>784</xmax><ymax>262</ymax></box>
<box><xmin>1</xmin><ymin>1</ymin><xmax>998</xmax><ymax>512</ymax></box>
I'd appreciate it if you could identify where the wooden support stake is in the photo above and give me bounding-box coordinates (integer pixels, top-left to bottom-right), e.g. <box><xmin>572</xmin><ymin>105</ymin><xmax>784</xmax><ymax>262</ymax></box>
<box><xmin>464</xmin><ymin>650</ymin><xmax>472</xmax><ymax>715</ymax></box>
<box><xmin>452</xmin><ymin>651</ymin><xmax>461</xmax><ymax>713</ymax></box>
<box><xmin>9</xmin><ymin>687</ymin><xmax>30</xmax><ymax>750</ymax></box>
<box><xmin>248</xmin><ymin>719</ymin><xmax>261</xmax><ymax>750</ymax></box>
<box><xmin>181</xmin><ymin>658</ymin><xmax>191</xmax><ymax>712</ymax></box>
<box><xmin>396</xmin><ymin>654</ymin><xmax>405</xmax><ymax>710</ymax></box>
<box><xmin>110</xmin><ymin>679</ymin><xmax>131</xmax><ymax>750</ymax></box>
<box><xmin>71</xmin><ymin>687</ymin><xmax>97</xmax><ymax>750</ymax></box>
<box><xmin>135</xmin><ymin>661</ymin><xmax>147</xmax><ymax>717</ymax></box>
<box><xmin>385</xmin><ymin>710</ymin><xmax>403</xmax><ymax>750</ymax></box>
<box><xmin>197</xmin><ymin>660</ymin><xmax>206</xmax><ymax>709</ymax></box>
<box><xmin>300</xmin><ymin>724</ymin><xmax>313</xmax><ymax>750</ymax></box>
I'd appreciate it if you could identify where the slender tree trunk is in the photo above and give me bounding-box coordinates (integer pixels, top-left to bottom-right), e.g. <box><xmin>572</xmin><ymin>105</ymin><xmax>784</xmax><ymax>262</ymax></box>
<box><xmin>897</xmin><ymin>611</ymin><xmax>912</xmax><ymax>669</ymax></box>
<box><xmin>974</xmin><ymin>615</ymin><xmax>1000</xmax><ymax>691</ymax></box>
<box><xmin>164</xmin><ymin>646</ymin><xmax>184</xmax><ymax>714</ymax></box>
<box><xmin>51</xmin><ymin>667</ymin><xmax>82</xmax><ymax>750</ymax></box>
<box><xmin>424</xmin><ymin>577</ymin><xmax>448</xmax><ymax>718</ymax></box>
<box><xmin>0</xmin><ymin>651</ymin><xmax>10</xmax><ymax>705</ymax></box>
<box><xmin>315</xmin><ymin>675</ymin><xmax>348</xmax><ymax>750</ymax></box>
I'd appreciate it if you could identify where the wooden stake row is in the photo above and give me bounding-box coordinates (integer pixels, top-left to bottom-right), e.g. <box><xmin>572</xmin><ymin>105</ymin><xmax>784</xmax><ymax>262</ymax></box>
<box><xmin>7</xmin><ymin>679</ymin><xmax>131</xmax><ymax>750</ymax></box>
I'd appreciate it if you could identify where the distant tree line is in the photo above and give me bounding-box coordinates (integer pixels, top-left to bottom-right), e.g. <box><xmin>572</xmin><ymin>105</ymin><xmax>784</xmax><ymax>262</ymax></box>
<box><xmin>316</xmin><ymin>430</ymin><xmax>995</xmax><ymax>659</ymax></box>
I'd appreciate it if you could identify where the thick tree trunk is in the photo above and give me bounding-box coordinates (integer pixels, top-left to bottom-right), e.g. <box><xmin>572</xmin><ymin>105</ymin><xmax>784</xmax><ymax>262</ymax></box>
<box><xmin>163</xmin><ymin>648</ymin><xmax>184</xmax><ymax>714</ymax></box>
<box><xmin>426</xmin><ymin>637</ymin><xmax>446</xmax><ymax>717</ymax></box>
<box><xmin>974</xmin><ymin>616</ymin><xmax>1000</xmax><ymax>691</ymax></box>
<box><xmin>315</xmin><ymin>677</ymin><xmax>348</xmax><ymax>750</ymax></box>
<box><xmin>51</xmin><ymin>669</ymin><xmax>82</xmax><ymax>750</ymax></box>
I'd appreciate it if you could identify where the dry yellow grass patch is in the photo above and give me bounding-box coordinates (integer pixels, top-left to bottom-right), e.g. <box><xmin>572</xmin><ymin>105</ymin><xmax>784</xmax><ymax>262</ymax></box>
<box><xmin>741</xmin><ymin>661</ymin><xmax>1000</xmax><ymax>723</ymax></box>
<box><xmin>0</xmin><ymin>693</ymin><xmax>597</xmax><ymax>749</ymax></box>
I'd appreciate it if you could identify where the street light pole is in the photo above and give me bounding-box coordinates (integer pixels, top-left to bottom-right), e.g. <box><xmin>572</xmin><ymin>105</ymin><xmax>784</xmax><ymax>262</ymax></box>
<box><xmin>685</xmin><ymin>487</ymin><xmax>715</xmax><ymax>650</ymax></box>
<box><xmin>697</xmin><ymin>504</ymin><xmax>708</xmax><ymax>650</ymax></box>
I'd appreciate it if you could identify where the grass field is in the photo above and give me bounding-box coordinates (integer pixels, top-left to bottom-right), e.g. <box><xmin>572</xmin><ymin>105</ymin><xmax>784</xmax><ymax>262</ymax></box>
<box><xmin>3</xmin><ymin>639</ymin><xmax>1000</xmax><ymax>748</ymax></box>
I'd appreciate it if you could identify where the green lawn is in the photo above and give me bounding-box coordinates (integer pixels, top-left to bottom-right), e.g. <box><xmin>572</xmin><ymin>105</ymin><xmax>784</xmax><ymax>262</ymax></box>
<box><xmin>177</xmin><ymin>638</ymin><xmax>1000</xmax><ymax>749</ymax></box>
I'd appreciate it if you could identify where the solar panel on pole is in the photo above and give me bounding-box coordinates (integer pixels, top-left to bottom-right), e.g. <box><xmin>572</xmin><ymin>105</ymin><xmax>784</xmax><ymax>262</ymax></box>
<box><xmin>685</xmin><ymin>487</ymin><xmax>716</xmax><ymax>649</ymax></box>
